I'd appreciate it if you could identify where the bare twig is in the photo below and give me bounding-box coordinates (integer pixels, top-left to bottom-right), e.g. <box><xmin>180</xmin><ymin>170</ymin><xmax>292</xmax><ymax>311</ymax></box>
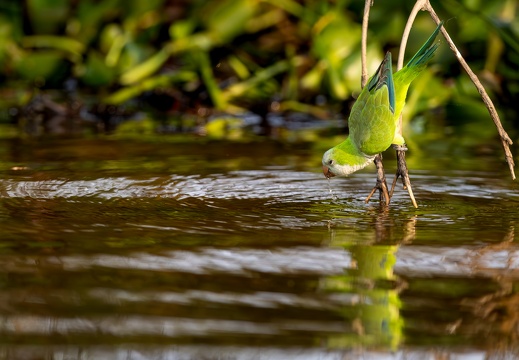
<box><xmin>361</xmin><ymin>0</ymin><xmax>373</xmax><ymax>88</ymax></box>
<box><xmin>388</xmin><ymin>0</ymin><xmax>428</xmax><ymax>209</ymax></box>
<box><xmin>397</xmin><ymin>0</ymin><xmax>429</xmax><ymax>71</ymax></box>
<box><xmin>424</xmin><ymin>2</ymin><xmax>516</xmax><ymax>180</ymax></box>
<box><xmin>361</xmin><ymin>0</ymin><xmax>390</xmax><ymax>205</ymax></box>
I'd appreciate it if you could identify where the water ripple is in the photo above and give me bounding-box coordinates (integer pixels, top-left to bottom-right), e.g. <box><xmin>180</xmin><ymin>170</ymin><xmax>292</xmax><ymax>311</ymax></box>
<box><xmin>52</xmin><ymin>247</ymin><xmax>352</xmax><ymax>275</ymax></box>
<box><xmin>1</xmin><ymin>170</ymin><xmax>516</xmax><ymax>202</ymax></box>
<box><xmin>2</xmin><ymin>245</ymin><xmax>519</xmax><ymax>278</ymax></box>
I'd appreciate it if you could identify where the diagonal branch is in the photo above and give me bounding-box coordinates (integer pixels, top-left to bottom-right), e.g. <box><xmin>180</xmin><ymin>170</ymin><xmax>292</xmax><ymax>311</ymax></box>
<box><xmin>423</xmin><ymin>2</ymin><xmax>516</xmax><ymax>180</ymax></box>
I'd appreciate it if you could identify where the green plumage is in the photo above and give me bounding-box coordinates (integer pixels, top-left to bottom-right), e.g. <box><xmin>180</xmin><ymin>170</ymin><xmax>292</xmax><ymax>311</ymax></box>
<box><xmin>322</xmin><ymin>22</ymin><xmax>443</xmax><ymax>178</ymax></box>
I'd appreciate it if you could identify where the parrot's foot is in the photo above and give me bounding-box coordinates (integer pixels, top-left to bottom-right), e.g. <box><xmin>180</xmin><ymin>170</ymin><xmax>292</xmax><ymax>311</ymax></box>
<box><xmin>390</xmin><ymin>144</ymin><xmax>418</xmax><ymax>208</ymax></box>
<box><xmin>365</xmin><ymin>153</ymin><xmax>390</xmax><ymax>205</ymax></box>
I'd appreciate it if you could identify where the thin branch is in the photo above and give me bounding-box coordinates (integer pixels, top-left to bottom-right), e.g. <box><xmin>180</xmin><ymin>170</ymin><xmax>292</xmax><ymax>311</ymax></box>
<box><xmin>361</xmin><ymin>0</ymin><xmax>391</xmax><ymax>205</ymax></box>
<box><xmin>396</xmin><ymin>0</ymin><xmax>428</xmax><ymax>137</ymax></box>
<box><xmin>361</xmin><ymin>0</ymin><xmax>373</xmax><ymax>88</ymax></box>
<box><xmin>389</xmin><ymin>0</ymin><xmax>429</xmax><ymax>209</ymax></box>
<box><xmin>397</xmin><ymin>0</ymin><xmax>428</xmax><ymax>71</ymax></box>
<box><xmin>424</xmin><ymin>2</ymin><xmax>516</xmax><ymax>180</ymax></box>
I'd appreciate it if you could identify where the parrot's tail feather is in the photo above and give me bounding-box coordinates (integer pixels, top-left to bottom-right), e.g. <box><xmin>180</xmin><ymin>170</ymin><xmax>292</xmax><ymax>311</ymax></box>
<box><xmin>405</xmin><ymin>21</ymin><xmax>444</xmax><ymax>69</ymax></box>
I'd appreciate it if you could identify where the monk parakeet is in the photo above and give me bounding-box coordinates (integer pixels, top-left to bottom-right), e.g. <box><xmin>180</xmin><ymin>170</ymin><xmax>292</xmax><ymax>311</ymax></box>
<box><xmin>322</xmin><ymin>22</ymin><xmax>443</xmax><ymax>178</ymax></box>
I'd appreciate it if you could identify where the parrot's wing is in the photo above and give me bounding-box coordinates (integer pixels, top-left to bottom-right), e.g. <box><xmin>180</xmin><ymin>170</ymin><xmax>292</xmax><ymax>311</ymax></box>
<box><xmin>348</xmin><ymin>52</ymin><xmax>396</xmax><ymax>156</ymax></box>
<box><xmin>367</xmin><ymin>51</ymin><xmax>395</xmax><ymax>113</ymax></box>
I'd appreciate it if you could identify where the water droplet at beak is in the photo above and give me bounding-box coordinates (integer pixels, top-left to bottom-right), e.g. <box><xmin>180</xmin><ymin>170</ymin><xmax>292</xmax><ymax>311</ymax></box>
<box><xmin>323</xmin><ymin>165</ymin><xmax>335</xmax><ymax>178</ymax></box>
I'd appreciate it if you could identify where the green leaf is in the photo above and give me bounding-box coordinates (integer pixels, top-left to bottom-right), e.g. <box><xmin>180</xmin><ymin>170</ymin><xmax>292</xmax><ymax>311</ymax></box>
<box><xmin>194</xmin><ymin>51</ymin><xmax>227</xmax><ymax>109</ymax></box>
<box><xmin>119</xmin><ymin>47</ymin><xmax>170</xmax><ymax>85</ymax></box>
<box><xmin>105</xmin><ymin>71</ymin><xmax>197</xmax><ymax>104</ymax></box>
<box><xmin>14</xmin><ymin>51</ymin><xmax>66</xmax><ymax>82</ymax></box>
<box><xmin>202</xmin><ymin>0</ymin><xmax>257</xmax><ymax>41</ymax></box>
<box><xmin>22</xmin><ymin>35</ymin><xmax>85</xmax><ymax>57</ymax></box>
<box><xmin>80</xmin><ymin>51</ymin><xmax>115</xmax><ymax>87</ymax></box>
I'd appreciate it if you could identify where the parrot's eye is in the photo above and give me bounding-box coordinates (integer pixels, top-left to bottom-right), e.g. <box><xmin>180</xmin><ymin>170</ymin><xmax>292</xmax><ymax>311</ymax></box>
<box><xmin>328</xmin><ymin>159</ymin><xmax>334</xmax><ymax>165</ymax></box>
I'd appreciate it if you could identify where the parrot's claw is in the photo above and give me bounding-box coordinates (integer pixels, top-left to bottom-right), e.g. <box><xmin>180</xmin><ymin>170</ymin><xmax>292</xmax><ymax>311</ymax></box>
<box><xmin>390</xmin><ymin>145</ymin><xmax>418</xmax><ymax>208</ymax></box>
<box><xmin>365</xmin><ymin>153</ymin><xmax>390</xmax><ymax>206</ymax></box>
<box><xmin>392</xmin><ymin>144</ymin><xmax>408</xmax><ymax>151</ymax></box>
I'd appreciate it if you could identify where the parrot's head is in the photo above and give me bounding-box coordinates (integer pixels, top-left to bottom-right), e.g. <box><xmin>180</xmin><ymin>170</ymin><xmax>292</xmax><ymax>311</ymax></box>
<box><xmin>322</xmin><ymin>147</ymin><xmax>375</xmax><ymax>178</ymax></box>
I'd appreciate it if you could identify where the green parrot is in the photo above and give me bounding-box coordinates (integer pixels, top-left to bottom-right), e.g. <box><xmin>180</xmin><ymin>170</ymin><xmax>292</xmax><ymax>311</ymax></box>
<box><xmin>322</xmin><ymin>22</ymin><xmax>443</xmax><ymax>178</ymax></box>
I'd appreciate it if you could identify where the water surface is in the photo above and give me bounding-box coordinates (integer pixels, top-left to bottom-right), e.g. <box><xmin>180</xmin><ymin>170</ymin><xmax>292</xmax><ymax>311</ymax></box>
<box><xmin>0</xmin><ymin>137</ymin><xmax>518</xmax><ymax>359</ymax></box>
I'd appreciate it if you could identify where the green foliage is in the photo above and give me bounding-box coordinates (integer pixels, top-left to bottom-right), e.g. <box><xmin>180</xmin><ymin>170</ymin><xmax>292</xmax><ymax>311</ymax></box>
<box><xmin>14</xmin><ymin>51</ymin><xmax>67</xmax><ymax>82</ymax></box>
<box><xmin>0</xmin><ymin>0</ymin><xmax>517</xmax><ymax>136</ymax></box>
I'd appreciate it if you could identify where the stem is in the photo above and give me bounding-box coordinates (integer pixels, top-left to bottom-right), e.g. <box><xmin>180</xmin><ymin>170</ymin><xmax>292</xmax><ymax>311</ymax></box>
<box><xmin>361</xmin><ymin>0</ymin><xmax>373</xmax><ymax>88</ymax></box>
<box><xmin>396</xmin><ymin>0</ymin><xmax>427</xmax><ymax>140</ymax></box>
<box><xmin>389</xmin><ymin>0</ymin><xmax>428</xmax><ymax>208</ymax></box>
<box><xmin>397</xmin><ymin>0</ymin><xmax>428</xmax><ymax>71</ymax></box>
<box><xmin>361</xmin><ymin>0</ymin><xmax>390</xmax><ymax>205</ymax></box>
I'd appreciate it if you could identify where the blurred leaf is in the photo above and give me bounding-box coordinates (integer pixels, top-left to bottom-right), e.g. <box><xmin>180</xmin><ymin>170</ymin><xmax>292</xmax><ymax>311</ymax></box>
<box><xmin>115</xmin><ymin>117</ymin><xmax>155</xmax><ymax>135</ymax></box>
<box><xmin>116</xmin><ymin>42</ymin><xmax>153</xmax><ymax>74</ymax></box>
<box><xmin>100</xmin><ymin>24</ymin><xmax>128</xmax><ymax>67</ymax></box>
<box><xmin>0</xmin><ymin>16</ymin><xmax>14</xmax><ymax>65</ymax></box>
<box><xmin>279</xmin><ymin>100</ymin><xmax>330</xmax><ymax>119</ymax></box>
<box><xmin>312</xmin><ymin>11</ymin><xmax>362</xmax><ymax>99</ymax></box>
<box><xmin>27</xmin><ymin>0</ymin><xmax>69</xmax><ymax>34</ymax></box>
<box><xmin>227</xmin><ymin>55</ymin><xmax>251</xmax><ymax>80</ymax></box>
<box><xmin>80</xmin><ymin>51</ymin><xmax>115</xmax><ymax>87</ymax></box>
<box><xmin>104</xmin><ymin>71</ymin><xmax>197</xmax><ymax>104</ymax></box>
<box><xmin>123</xmin><ymin>0</ymin><xmax>165</xmax><ymax>18</ymax></box>
<box><xmin>170</xmin><ymin>19</ymin><xmax>196</xmax><ymax>40</ymax></box>
<box><xmin>301</xmin><ymin>61</ymin><xmax>326</xmax><ymax>91</ymax></box>
<box><xmin>100</xmin><ymin>23</ymin><xmax>123</xmax><ymax>51</ymax></box>
<box><xmin>267</xmin><ymin>0</ymin><xmax>304</xmax><ymax>17</ymax></box>
<box><xmin>170</xmin><ymin>33</ymin><xmax>214</xmax><ymax>54</ymax></box>
<box><xmin>22</xmin><ymin>35</ymin><xmax>85</xmax><ymax>57</ymax></box>
<box><xmin>201</xmin><ymin>0</ymin><xmax>258</xmax><ymax>41</ymax></box>
<box><xmin>14</xmin><ymin>51</ymin><xmax>66</xmax><ymax>82</ymax></box>
<box><xmin>195</xmin><ymin>50</ymin><xmax>227</xmax><ymax>109</ymax></box>
<box><xmin>204</xmin><ymin>117</ymin><xmax>245</xmax><ymax>139</ymax></box>
<box><xmin>119</xmin><ymin>47</ymin><xmax>170</xmax><ymax>85</ymax></box>
<box><xmin>312</xmin><ymin>12</ymin><xmax>360</xmax><ymax>62</ymax></box>
<box><xmin>245</xmin><ymin>9</ymin><xmax>285</xmax><ymax>33</ymax></box>
<box><xmin>224</xmin><ymin>57</ymin><xmax>304</xmax><ymax>100</ymax></box>
<box><xmin>76</xmin><ymin>0</ymin><xmax>120</xmax><ymax>43</ymax></box>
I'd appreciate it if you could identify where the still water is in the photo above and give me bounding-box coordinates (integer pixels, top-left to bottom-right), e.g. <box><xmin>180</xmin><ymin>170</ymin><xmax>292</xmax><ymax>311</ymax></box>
<box><xmin>0</xmin><ymin>136</ymin><xmax>518</xmax><ymax>359</ymax></box>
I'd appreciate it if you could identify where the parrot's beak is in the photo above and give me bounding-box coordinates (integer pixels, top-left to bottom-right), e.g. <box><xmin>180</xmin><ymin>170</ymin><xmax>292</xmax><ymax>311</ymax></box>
<box><xmin>323</xmin><ymin>165</ymin><xmax>335</xmax><ymax>178</ymax></box>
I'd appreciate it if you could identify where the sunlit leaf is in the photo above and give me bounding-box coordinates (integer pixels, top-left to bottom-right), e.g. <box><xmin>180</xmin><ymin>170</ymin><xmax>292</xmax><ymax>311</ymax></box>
<box><xmin>227</xmin><ymin>55</ymin><xmax>250</xmax><ymax>80</ymax></box>
<box><xmin>105</xmin><ymin>71</ymin><xmax>197</xmax><ymax>104</ymax></box>
<box><xmin>119</xmin><ymin>47</ymin><xmax>170</xmax><ymax>85</ymax></box>
<box><xmin>169</xmin><ymin>19</ymin><xmax>196</xmax><ymax>40</ymax></box>
<box><xmin>311</xmin><ymin>11</ymin><xmax>362</xmax><ymax>99</ymax></box>
<box><xmin>201</xmin><ymin>0</ymin><xmax>258</xmax><ymax>41</ymax></box>
<box><xmin>22</xmin><ymin>35</ymin><xmax>85</xmax><ymax>57</ymax></box>
<box><xmin>224</xmin><ymin>57</ymin><xmax>304</xmax><ymax>99</ymax></box>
